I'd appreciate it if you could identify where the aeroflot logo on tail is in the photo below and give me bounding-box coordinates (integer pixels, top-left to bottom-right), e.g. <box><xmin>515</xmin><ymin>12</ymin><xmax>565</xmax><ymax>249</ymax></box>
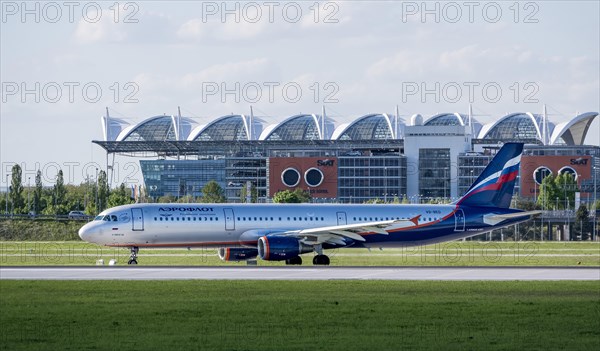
<box><xmin>159</xmin><ymin>207</ymin><xmax>214</xmax><ymax>212</ymax></box>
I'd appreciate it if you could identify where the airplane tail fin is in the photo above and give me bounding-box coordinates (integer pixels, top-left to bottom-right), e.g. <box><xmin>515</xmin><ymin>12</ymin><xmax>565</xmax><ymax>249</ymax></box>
<box><xmin>456</xmin><ymin>143</ymin><xmax>523</xmax><ymax>208</ymax></box>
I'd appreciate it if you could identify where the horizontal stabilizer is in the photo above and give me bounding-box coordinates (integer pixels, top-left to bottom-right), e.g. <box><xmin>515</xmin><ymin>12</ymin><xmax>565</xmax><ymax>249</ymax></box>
<box><xmin>484</xmin><ymin>210</ymin><xmax>542</xmax><ymax>226</ymax></box>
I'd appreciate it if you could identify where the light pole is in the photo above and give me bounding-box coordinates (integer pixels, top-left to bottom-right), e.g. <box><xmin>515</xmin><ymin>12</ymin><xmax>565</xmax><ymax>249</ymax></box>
<box><xmin>95</xmin><ymin>168</ymin><xmax>99</xmax><ymax>215</ymax></box>
<box><xmin>27</xmin><ymin>177</ymin><xmax>31</xmax><ymax>214</ymax></box>
<box><xmin>5</xmin><ymin>174</ymin><xmax>8</xmax><ymax>215</ymax></box>
<box><xmin>594</xmin><ymin>166</ymin><xmax>597</xmax><ymax>241</ymax></box>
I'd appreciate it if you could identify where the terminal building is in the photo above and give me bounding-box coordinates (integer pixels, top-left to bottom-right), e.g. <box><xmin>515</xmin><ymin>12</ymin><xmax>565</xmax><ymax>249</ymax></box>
<box><xmin>94</xmin><ymin>109</ymin><xmax>599</xmax><ymax>205</ymax></box>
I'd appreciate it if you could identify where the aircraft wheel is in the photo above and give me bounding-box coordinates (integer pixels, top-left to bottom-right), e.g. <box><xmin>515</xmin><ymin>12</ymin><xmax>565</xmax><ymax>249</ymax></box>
<box><xmin>313</xmin><ymin>255</ymin><xmax>330</xmax><ymax>266</ymax></box>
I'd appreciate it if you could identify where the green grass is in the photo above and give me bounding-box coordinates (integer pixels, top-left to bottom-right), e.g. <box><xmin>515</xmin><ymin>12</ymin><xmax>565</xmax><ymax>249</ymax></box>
<box><xmin>0</xmin><ymin>281</ymin><xmax>598</xmax><ymax>350</ymax></box>
<box><xmin>1</xmin><ymin>241</ymin><xmax>598</xmax><ymax>266</ymax></box>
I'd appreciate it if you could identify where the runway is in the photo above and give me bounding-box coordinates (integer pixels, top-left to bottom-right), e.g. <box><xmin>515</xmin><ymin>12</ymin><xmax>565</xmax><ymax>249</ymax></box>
<box><xmin>1</xmin><ymin>266</ymin><xmax>599</xmax><ymax>280</ymax></box>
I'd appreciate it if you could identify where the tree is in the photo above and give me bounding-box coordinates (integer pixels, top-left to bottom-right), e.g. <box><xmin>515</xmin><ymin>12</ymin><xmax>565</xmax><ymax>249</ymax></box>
<box><xmin>97</xmin><ymin>170</ymin><xmax>109</xmax><ymax>212</ymax></box>
<box><xmin>201</xmin><ymin>181</ymin><xmax>226</xmax><ymax>203</ymax></box>
<box><xmin>272</xmin><ymin>189</ymin><xmax>311</xmax><ymax>203</ymax></box>
<box><xmin>107</xmin><ymin>183</ymin><xmax>135</xmax><ymax>208</ymax></box>
<box><xmin>574</xmin><ymin>205</ymin><xmax>592</xmax><ymax>241</ymax></box>
<box><xmin>9</xmin><ymin>164</ymin><xmax>25</xmax><ymax>214</ymax></box>
<box><xmin>537</xmin><ymin>174</ymin><xmax>559</xmax><ymax>210</ymax></box>
<box><xmin>555</xmin><ymin>173</ymin><xmax>578</xmax><ymax>210</ymax></box>
<box><xmin>240</xmin><ymin>182</ymin><xmax>258</xmax><ymax>203</ymax></box>
<box><xmin>52</xmin><ymin>170</ymin><xmax>67</xmax><ymax>207</ymax></box>
<box><xmin>33</xmin><ymin>170</ymin><xmax>43</xmax><ymax>214</ymax></box>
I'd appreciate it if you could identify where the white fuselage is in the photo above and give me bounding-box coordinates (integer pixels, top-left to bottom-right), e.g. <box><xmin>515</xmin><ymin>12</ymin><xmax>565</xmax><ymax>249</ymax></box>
<box><xmin>79</xmin><ymin>203</ymin><xmax>459</xmax><ymax>248</ymax></box>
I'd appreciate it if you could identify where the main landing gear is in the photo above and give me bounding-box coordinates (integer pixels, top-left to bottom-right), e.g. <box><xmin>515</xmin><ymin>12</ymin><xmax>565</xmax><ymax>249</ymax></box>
<box><xmin>128</xmin><ymin>246</ymin><xmax>139</xmax><ymax>265</ymax></box>
<box><xmin>312</xmin><ymin>255</ymin><xmax>330</xmax><ymax>265</ymax></box>
<box><xmin>312</xmin><ymin>245</ymin><xmax>330</xmax><ymax>266</ymax></box>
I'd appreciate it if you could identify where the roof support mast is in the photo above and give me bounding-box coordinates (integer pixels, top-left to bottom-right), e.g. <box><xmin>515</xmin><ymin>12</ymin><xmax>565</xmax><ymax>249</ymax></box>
<box><xmin>542</xmin><ymin>104</ymin><xmax>547</xmax><ymax>145</ymax></box>
<box><xmin>321</xmin><ymin>105</ymin><xmax>326</xmax><ymax>140</ymax></box>
<box><xmin>249</xmin><ymin>106</ymin><xmax>254</xmax><ymax>140</ymax></box>
<box><xmin>395</xmin><ymin>105</ymin><xmax>400</xmax><ymax>139</ymax></box>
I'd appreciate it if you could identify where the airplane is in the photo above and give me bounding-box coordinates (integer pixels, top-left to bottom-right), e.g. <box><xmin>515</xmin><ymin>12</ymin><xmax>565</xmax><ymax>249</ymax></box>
<box><xmin>78</xmin><ymin>143</ymin><xmax>540</xmax><ymax>265</ymax></box>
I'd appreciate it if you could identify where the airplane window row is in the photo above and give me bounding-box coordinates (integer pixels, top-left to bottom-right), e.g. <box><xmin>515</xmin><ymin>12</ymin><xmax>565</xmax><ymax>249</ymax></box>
<box><xmin>235</xmin><ymin>217</ymin><xmax>326</xmax><ymax>222</ymax></box>
<box><xmin>353</xmin><ymin>217</ymin><xmax>403</xmax><ymax>222</ymax></box>
<box><xmin>95</xmin><ymin>215</ymin><xmax>118</xmax><ymax>221</ymax></box>
<box><xmin>153</xmin><ymin>216</ymin><xmax>219</xmax><ymax>222</ymax></box>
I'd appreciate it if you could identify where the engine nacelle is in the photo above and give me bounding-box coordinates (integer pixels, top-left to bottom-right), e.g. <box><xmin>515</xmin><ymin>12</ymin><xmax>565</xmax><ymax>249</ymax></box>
<box><xmin>218</xmin><ymin>248</ymin><xmax>258</xmax><ymax>262</ymax></box>
<box><xmin>257</xmin><ymin>236</ymin><xmax>312</xmax><ymax>261</ymax></box>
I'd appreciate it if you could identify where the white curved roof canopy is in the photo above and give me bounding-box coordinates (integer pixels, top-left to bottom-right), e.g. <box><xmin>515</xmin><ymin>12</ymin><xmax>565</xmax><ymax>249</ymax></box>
<box><xmin>333</xmin><ymin>113</ymin><xmax>398</xmax><ymax>140</ymax></box>
<box><xmin>479</xmin><ymin>112</ymin><xmax>543</xmax><ymax>141</ymax></box>
<box><xmin>259</xmin><ymin>114</ymin><xmax>334</xmax><ymax>141</ymax></box>
<box><xmin>187</xmin><ymin>114</ymin><xmax>264</xmax><ymax>141</ymax></box>
<box><xmin>116</xmin><ymin>115</ymin><xmax>197</xmax><ymax>142</ymax></box>
<box><xmin>550</xmin><ymin>112</ymin><xmax>598</xmax><ymax>145</ymax></box>
<box><xmin>101</xmin><ymin>117</ymin><xmax>130</xmax><ymax>141</ymax></box>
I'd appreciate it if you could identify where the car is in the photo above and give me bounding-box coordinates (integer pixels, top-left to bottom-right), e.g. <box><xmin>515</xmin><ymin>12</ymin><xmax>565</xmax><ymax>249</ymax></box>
<box><xmin>68</xmin><ymin>211</ymin><xmax>88</xmax><ymax>220</ymax></box>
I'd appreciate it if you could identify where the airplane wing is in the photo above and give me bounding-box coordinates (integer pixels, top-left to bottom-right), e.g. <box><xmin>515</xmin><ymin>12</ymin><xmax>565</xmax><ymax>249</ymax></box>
<box><xmin>483</xmin><ymin>210</ymin><xmax>542</xmax><ymax>225</ymax></box>
<box><xmin>279</xmin><ymin>216</ymin><xmax>420</xmax><ymax>246</ymax></box>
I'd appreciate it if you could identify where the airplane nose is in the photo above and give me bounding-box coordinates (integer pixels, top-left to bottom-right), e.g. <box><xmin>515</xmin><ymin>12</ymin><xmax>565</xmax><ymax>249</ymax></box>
<box><xmin>78</xmin><ymin>223</ymin><xmax>94</xmax><ymax>242</ymax></box>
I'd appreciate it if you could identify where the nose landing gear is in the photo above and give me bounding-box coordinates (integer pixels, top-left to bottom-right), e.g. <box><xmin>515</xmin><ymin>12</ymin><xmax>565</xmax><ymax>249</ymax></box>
<box><xmin>128</xmin><ymin>246</ymin><xmax>139</xmax><ymax>265</ymax></box>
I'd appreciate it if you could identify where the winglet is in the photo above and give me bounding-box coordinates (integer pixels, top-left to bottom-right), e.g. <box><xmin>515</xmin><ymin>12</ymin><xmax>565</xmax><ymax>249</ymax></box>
<box><xmin>410</xmin><ymin>215</ymin><xmax>421</xmax><ymax>226</ymax></box>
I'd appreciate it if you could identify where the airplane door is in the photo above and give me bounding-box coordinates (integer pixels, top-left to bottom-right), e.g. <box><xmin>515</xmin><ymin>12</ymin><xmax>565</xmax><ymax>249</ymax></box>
<box><xmin>131</xmin><ymin>208</ymin><xmax>144</xmax><ymax>231</ymax></box>
<box><xmin>336</xmin><ymin>212</ymin><xmax>347</xmax><ymax>225</ymax></box>
<box><xmin>224</xmin><ymin>208</ymin><xmax>235</xmax><ymax>231</ymax></box>
<box><xmin>454</xmin><ymin>209</ymin><xmax>465</xmax><ymax>232</ymax></box>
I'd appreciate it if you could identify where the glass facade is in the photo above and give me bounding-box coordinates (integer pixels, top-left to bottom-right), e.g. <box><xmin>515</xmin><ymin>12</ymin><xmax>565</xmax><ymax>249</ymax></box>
<box><xmin>122</xmin><ymin>116</ymin><xmax>176</xmax><ymax>141</ymax></box>
<box><xmin>338</xmin><ymin>114</ymin><xmax>393</xmax><ymax>140</ymax></box>
<box><xmin>141</xmin><ymin>159</ymin><xmax>226</xmax><ymax>199</ymax></box>
<box><xmin>483</xmin><ymin>114</ymin><xmax>539</xmax><ymax>141</ymax></box>
<box><xmin>225</xmin><ymin>158</ymin><xmax>268</xmax><ymax>202</ymax></box>
<box><xmin>338</xmin><ymin>156</ymin><xmax>407</xmax><ymax>203</ymax></box>
<box><xmin>418</xmin><ymin>148</ymin><xmax>451</xmax><ymax>199</ymax></box>
<box><xmin>424</xmin><ymin>114</ymin><xmax>463</xmax><ymax>126</ymax></box>
<box><xmin>265</xmin><ymin>115</ymin><xmax>321</xmax><ymax>141</ymax></box>
<box><xmin>194</xmin><ymin>116</ymin><xmax>248</xmax><ymax>141</ymax></box>
<box><xmin>458</xmin><ymin>154</ymin><xmax>493</xmax><ymax>196</ymax></box>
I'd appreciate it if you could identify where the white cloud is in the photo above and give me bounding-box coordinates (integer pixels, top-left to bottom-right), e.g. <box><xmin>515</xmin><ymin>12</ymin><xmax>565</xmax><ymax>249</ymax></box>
<box><xmin>74</xmin><ymin>10</ymin><xmax>127</xmax><ymax>43</ymax></box>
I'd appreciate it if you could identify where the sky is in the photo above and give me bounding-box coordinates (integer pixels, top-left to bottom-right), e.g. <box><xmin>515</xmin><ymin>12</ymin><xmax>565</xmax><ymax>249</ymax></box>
<box><xmin>1</xmin><ymin>0</ymin><xmax>599</xmax><ymax>188</ymax></box>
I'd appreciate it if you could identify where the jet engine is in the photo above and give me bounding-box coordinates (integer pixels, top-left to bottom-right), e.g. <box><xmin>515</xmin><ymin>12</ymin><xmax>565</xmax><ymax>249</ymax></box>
<box><xmin>257</xmin><ymin>236</ymin><xmax>312</xmax><ymax>261</ymax></box>
<box><xmin>218</xmin><ymin>248</ymin><xmax>259</xmax><ymax>262</ymax></box>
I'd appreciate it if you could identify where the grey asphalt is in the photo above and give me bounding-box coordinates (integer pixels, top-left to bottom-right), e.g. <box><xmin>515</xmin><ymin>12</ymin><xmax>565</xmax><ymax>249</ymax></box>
<box><xmin>1</xmin><ymin>266</ymin><xmax>599</xmax><ymax>280</ymax></box>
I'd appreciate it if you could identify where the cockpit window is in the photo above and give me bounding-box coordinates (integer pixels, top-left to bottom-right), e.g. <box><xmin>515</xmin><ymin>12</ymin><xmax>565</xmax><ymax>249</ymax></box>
<box><xmin>103</xmin><ymin>216</ymin><xmax>110</xmax><ymax>221</ymax></box>
<box><xmin>111</xmin><ymin>215</ymin><xmax>118</xmax><ymax>221</ymax></box>
<box><xmin>94</xmin><ymin>216</ymin><xmax>103</xmax><ymax>221</ymax></box>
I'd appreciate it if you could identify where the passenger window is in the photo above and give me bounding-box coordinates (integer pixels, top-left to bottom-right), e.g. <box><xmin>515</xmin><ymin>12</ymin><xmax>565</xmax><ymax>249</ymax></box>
<box><xmin>270</xmin><ymin>217</ymin><xmax>274</xmax><ymax>221</ymax></box>
<box><xmin>154</xmin><ymin>217</ymin><xmax>157</xmax><ymax>221</ymax></box>
<box><xmin>259</xmin><ymin>217</ymin><xmax>263</xmax><ymax>221</ymax></box>
<box><xmin>159</xmin><ymin>217</ymin><xmax>162</xmax><ymax>221</ymax></box>
<box><xmin>278</xmin><ymin>217</ymin><xmax>282</xmax><ymax>221</ymax></box>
